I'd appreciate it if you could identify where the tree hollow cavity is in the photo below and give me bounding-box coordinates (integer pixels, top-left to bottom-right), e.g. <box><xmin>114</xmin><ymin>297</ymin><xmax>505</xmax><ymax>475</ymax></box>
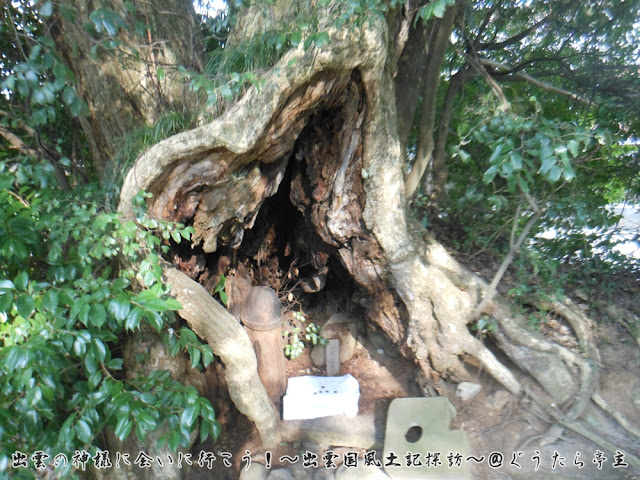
<box><xmin>146</xmin><ymin>68</ymin><xmax>405</xmax><ymax>347</ymax></box>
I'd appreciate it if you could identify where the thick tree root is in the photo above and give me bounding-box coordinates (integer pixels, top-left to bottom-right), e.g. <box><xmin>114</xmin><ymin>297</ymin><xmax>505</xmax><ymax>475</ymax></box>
<box><xmin>525</xmin><ymin>386</ymin><xmax>640</xmax><ymax>470</ymax></box>
<box><xmin>592</xmin><ymin>393</ymin><xmax>640</xmax><ymax>439</ymax></box>
<box><xmin>422</xmin><ymin>236</ymin><xmax>638</xmax><ymax>462</ymax></box>
<box><xmin>114</xmin><ymin>12</ymin><xmax>636</xmax><ymax>466</ymax></box>
<box><xmin>163</xmin><ymin>265</ymin><xmax>281</xmax><ymax>446</ymax></box>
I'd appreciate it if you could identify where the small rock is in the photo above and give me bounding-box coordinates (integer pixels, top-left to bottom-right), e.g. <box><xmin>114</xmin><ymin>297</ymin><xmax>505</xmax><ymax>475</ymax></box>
<box><xmin>312</xmin><ymin>314</ymin><xmax>360</xmax><ymax>366</ymax></box>
<box><xmin>457</xmin><ymin>382</ymin><xmax>482</xmax><ymax>402</ymax></box>
<box><xmin>239</xmin><ymin>462</ymin><xmax>268</xmax><ymax>480</ymax></box>
<box><xmin>487</xmin><ymin>389</ymin><xmax>511</xmax><ymax>410</ymax></box>
<box><xmin>335</xmin><ymin>459</ymin><xmax>390</xmax><ymax>479</ymax></box>
<box><xmin>574</xmin><ymin>289</ymin><xmax>589</xmax><ymax>301</ymax></box>
<box><xmin>268</xmin><ymin>467</ymin><xmax>295</xmax><ymax>480</ymax></box>
<box><xmin>323</xmin><ymin>314</ymin><xmax>359</xmax><ymax>362</ymax></box>
<box><xmin>366</xmin><ymin>325</ymin><xmax>398</xmax><ymax>358</ymax></box>
<box><xmin>313</xmin><ymin>468</ymin><xmax>336</xmax><ymax>480</ymax></box>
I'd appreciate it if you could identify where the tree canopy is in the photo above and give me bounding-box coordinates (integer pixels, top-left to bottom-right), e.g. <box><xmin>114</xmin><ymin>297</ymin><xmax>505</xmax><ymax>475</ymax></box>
<box><xmin>0</xmin><ymin>0</ymin><xmax>639</xmax><ymax>478</ymax></box>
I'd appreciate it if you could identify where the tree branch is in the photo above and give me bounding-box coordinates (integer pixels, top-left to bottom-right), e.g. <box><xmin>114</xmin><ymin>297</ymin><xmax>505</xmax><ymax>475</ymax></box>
<box><xmin>463</xmin><ymin>52</ymin><xmax>510</xmax><ymax>109</ymax></box>
<box><xmin>0</xmin><ymin>112</ymin><xmax>72</xmax><ymax>190</ymax></box>
<box><xmin>429</xmin><ymin>69</ymin><xmax>466</xmax><ymax>204</ymax></box>
<box><xmin>471</xmin><ymin>194</ymin><xmax>542</xmax><ymax>320</ymax></box>
<box><xmin>405</xmin><ymin>4</ymin><xmax>458</xmax><ymax>198</ymax></box>
<box><xmin>474</xmin><ymin>14</ymin><xmax>553</xmax><ymax>51</ymax></box>
<box><xmin>477</xmin><ymin>58</ymin><xmax>595</xmax><ymax>105</ymax></box>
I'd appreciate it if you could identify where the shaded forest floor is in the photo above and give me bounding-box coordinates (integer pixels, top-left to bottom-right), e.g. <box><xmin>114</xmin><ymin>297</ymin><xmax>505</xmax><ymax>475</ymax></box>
<box><xmin>183</xmin><ymin>211</ymin><xmax>640</xmax><ymax>480</ymax></box>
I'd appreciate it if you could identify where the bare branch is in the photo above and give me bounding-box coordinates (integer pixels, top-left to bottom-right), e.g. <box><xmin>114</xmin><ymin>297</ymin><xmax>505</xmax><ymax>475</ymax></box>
<box><xmin>475</xmin><ymin>14</ymin><xmax>553</xmax><ymax>51</ymax></box>
<box><xmin>471</xmin><ymin>194</ymin><xmax>542</xmax><ymax>320</ymax></box>
<box><xmin>463</xmin><ymin>52</ymin><xmax>510</xmax><ymax>109</ymax></box>
<box><xmin>478</xmin><ymin>58</ymin><xmax>595</xmax><ymax>105</ymax></box>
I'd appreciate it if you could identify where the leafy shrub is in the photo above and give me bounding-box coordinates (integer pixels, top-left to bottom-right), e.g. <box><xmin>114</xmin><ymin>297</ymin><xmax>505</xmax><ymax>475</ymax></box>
<box><xmin>0</xmin><ymin>164</ymin><xmax>220</xmax><ymax>478</ymax></box>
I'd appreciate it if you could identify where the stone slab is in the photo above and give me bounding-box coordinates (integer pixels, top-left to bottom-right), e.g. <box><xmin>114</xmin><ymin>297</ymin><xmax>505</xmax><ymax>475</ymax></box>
<box><xmin>383</xmin><ymin>397</ymin><xmax>471</xmax><ymax>479</ymax></box>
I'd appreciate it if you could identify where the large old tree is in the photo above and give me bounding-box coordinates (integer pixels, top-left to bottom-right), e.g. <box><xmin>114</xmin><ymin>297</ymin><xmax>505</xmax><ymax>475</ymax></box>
<box><xmin>1</xmin><ymin>0</ymin><xmax>639</xmax><ymax>478</ymax></box>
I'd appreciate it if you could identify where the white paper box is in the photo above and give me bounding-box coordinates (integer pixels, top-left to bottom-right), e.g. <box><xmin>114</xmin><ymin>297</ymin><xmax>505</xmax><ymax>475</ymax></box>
<box><xmin>282</xmin><ymin>374</ymin><xmax>360</xmax><ymax>420</ymax></box>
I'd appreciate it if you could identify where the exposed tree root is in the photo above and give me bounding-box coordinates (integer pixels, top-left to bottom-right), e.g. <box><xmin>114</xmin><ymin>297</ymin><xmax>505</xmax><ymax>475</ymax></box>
<box><xmin>525</xmin><ymin>386</ymin><xmax>640</xmax><ymax>470</ymax></box>
<box><xmin>162</xmin><ymin>264</ymin><xmax>280</xmax><ymax>446</ymax></box>
<box><xmin>423</xmin><ymin>233</ymin><xmax>638</xmax><ymax>460</ymax></box>
<box><xmin>592</xmin><ymin>393</ymin><xmax>640</xmax><ymax>439</ymax></box>
<box><xmin>115</xmin><ymin>12</ymin><xmax>637</xmax><ymax>466</ymax></box>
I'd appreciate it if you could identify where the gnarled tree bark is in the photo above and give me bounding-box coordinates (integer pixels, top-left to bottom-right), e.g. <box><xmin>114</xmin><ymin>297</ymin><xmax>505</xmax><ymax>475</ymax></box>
<box><xmin>116</xmin><ymin>3</ymin><xmax>640</xmax><ymax>469</ymax></box>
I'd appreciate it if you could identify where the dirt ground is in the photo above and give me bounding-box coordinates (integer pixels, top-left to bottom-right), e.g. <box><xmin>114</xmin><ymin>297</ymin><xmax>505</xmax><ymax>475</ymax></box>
<box><xmin>190</xmin><ymin>295</ymin><xmax>640</xmax><ymax>480</ymax></box>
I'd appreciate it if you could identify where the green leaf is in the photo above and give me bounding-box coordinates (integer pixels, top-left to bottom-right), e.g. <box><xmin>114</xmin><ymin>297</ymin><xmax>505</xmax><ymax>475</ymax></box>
<box><xmin>134</xmin><ymin>290</ymin><xmax>168</xmax><ymax>311</ymax></box>
<box><xmin>417</xmin><ymin>3</ymin><xmax>434</xmax><ymax>22</ymax></box>
<box><xmin>43</xmin><ymin>290</ymin><xmax>58</xmax><ymax>312</ymax></box>
<box><xmin>457</xmin><ymin>149</ymin><xmax>471</xmax><ymax>162</ymax></box>
<box><xmin>90</xmin><ymin>303</ymin><xmax>107</xmax><ymax>327</ymax></box>
<box><xmin>89</xmin><ymin>9</ymin><xmax>126</xmax><ymax>37</ymax></box>
<box><xmin>290</xmin><ymin>31</ymin><xmax>302</xmax><ymax>46</ymax></box>
<box><xmin>548</xmin><ymin>165</ymin><xmax>562</xmax><ymax>182</ymax></box>
<box><xmin>107</xmin><ymin>358</ymin><xmax>123</xmax><ymax>370</ymax></box>
<box><xmin>88</xmin><ymin>370</ymin><xmax>102</xmax><ymax>389</ymax></box>
<box><xmin>14</xmin><ymin>272</ymin><xmax>29</xmax><ymax>291</ymax></box>
<box><xmin>180</xmin><ymin>405</ymin><xmax>199</xmax><ymax>429</ymax></box>
<box><xmin>169</xmin><ymin>429</ymin><xmax>180</xmax><ymax>451</ymax></box>
<box><xmin>73</xmin><ymin>337</ymin><xmax>87</xmax><ymax>356</ymax></box>
<box><xmin>91</xmin><ymin>338</ymin><xmax>107</xmax><ymax>362</ymax></box>
<box><xmin>219</xmin><ymin>84</ymin><xmax>233</xmax><ymax>100</ymax></box>
<box><xmin>190</xmin><ymin>348</ymin><xmax>201</xmax><ymax>369</ymax></box>
<box><xmin>114</xmin><ymin>415</ymin><xmax>133</xmax><ymax>442</ymax></box>
<box><xmin>432</xmin><ymin>0</ymin><xmax>447</xmax><ymax>18</ymax></box>
<box><xmin>567</xmin><ymin>139</ymin><xmax>579</xmax><ymax>157</ymax></box>
<box><xmin>16</xmin><ymin>295</ymin><xmax>35</xmax><ymax>318</ymax></box>
<box><xmin>62</xmin><ymin>86</ymin><xmax>76</xmax><ymax>106</ymax></box>
<box><xmin>483</xmin><ymin>165</ymin><xmax>498</xmax><ymax>184</ymax></box>
<box><xmin>539</xmin><ymin>157</ymin><xmax>556</xmax><ymax>175</ymax></box>
<box><xmin>489</xmin><ymin>144</ymin><xmax>504</xmax><ymax>164</ymax></box>
<box><xmin>146</xmin><ymin>311</ymin><xmax>163</xmax><ymax>331</ymax></box>
<box><xmin>125</xmin><ymin>307</ymin><xmax>144</xmax><ymax>331</ymax></box>
<box><xmin>75</xmin><ymin>419</ymin><xmax>93</xmax><ymax>443</ymax></box>
<box><xmin>135</xmin><ymin>410</ymin><xmax>157</xmax><ymax>431</ymax></box>
<box><xmin>0</xmin><ymin>280</ymin><xmax>15</xmax><ymax>294</ymax></box>
<box><xmin>108</xmin><ymin>297</ymin><xmax>130</xmax><ymax>321</ymax></box>
<box><xmin>202</xmin><ymin>347</ymin><xmax>214</xmax><ymax>368</ymax></box>
<box><xmin>4</xmin><ymin>347</ymin><xmax>22</xmax><ymax>370</ymax></box>
<box><xmin>156</xmin><ymin>68</ymin><xmax>165</xmax><ymax>81</ymax></box>
<box><xmin>210</xmin><ymin>419</ymin><xmax>221</xmax><ymax>441</ymax></box>
<box><xmin>0</xmin><ymin>293</ymin><xmax>13</xmax><ymax>313</ymax></box>
<box><xmin>164</xmin><ymin>298</ymin><xmax>182</xmax><ymax>310</ymax></box>
<box><xmin>313</xmin><ymin>32</ymin><xmax>330</xmax><ymax>48</ymax></box>
<box><xmin>200</xmin><ymin>418</ymin><xmax>210</xmax><ymax>443</ymax></box>
<box><xmin>510</xmin><ymin>152</ymin><xmax>523</xmax><ymax>170</ymax></box>
<box><xmin>563</xmin><ymin>165</ymin><xmax>577</xmax><ymax>184</ymax></box>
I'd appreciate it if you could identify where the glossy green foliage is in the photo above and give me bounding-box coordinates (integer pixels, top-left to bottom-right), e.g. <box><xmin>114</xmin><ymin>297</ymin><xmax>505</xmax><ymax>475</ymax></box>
<box><xmin>415</xmin><ymin>0</ymin><xmax>639</xmax><ymax>300</ymax></box>
<box><xmin>0</xmin><ymin>169</ymin><xmax>220</xmax><ymax>478</ymax></box>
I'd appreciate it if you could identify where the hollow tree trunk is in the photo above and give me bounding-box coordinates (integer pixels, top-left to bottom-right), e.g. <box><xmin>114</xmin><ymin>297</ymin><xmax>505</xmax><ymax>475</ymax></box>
<box><xmin>117</xmin><ymin>1</ymin><xmax>640</xmax><ymax>469</ymax></box>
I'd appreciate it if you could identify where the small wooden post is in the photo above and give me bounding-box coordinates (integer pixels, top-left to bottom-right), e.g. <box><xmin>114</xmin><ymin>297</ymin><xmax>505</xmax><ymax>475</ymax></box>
<box><xmin>241</xmin><ymin>286</ymin><xmax>287</xmax><ymax>402</ymax></box>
